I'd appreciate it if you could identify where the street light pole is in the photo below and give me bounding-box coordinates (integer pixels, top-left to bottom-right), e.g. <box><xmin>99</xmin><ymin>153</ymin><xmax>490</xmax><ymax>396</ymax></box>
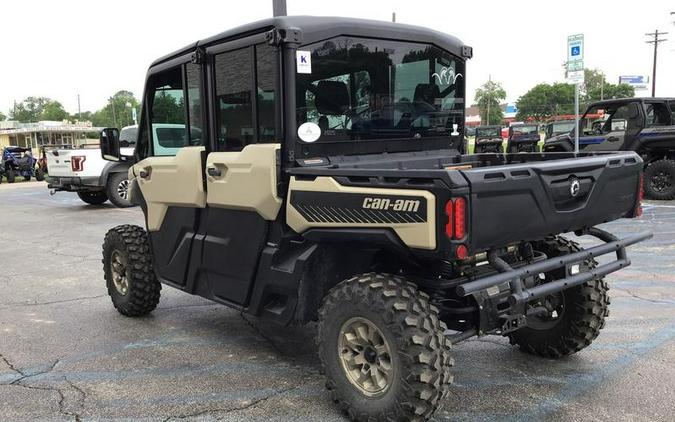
<box><xmin>645</xmin><ymin>29</ymin><xmax>668</xmax><ymax>97</ymax></box>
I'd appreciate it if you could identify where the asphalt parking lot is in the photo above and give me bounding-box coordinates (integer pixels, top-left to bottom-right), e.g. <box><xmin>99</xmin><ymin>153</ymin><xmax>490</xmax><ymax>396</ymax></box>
<box><xmin>1</xmin><ymin>181</ymin><xmax>674</xmax><ymax>421</ymax></box>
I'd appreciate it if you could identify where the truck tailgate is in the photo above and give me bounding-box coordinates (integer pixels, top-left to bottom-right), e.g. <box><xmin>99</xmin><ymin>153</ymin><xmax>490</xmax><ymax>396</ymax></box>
<box><xmin>46</xmin><ymin>149</ymin><xmax>105</xmax><ymax>178</ymax></box>
<box><xmin>460</xmin><ymin>152</ymin><xmax>642</xmax><ymax>251</ymax></box>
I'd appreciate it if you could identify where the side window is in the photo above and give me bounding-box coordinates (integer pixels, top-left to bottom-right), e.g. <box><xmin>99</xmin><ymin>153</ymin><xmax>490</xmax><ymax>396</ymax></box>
<box><xmin>669</xmin><ymin>101</ymin><xmax>675</xmax><ymax>123</ymax></box>
<box><xmin>645</xmin><ymin>102</ymin><xmax>672</xmax><ymax>127</ymax></box>
<box><xmin>215</xmin><ymin>48</ymin><xmax>254</xmax><ymax>151</ymax></box>
<box><xmin>148</xmin><ymin>67</ymin><xmax>187</xmax><ymax>156</ymax></box>
<box><xmin>256</xmin><ymin>43</ymin><xmax>277</xmax><ymax>142</ymax></box>
<box><xmin>186</xmin><ymin>63</ymin><xmax>203</xmax><ymax>145</ymax></box>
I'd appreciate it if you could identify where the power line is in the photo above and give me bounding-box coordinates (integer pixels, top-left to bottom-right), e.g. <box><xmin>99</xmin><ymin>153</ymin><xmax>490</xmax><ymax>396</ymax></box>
<box><xmin>645</xmin><ymin>29</ymin><xmax>668</xmax><ymax>97</ymax></box>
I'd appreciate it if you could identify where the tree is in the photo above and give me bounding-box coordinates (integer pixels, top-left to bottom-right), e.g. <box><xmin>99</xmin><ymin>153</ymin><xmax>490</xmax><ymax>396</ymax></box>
<box><xmin>474</xmin><ymin>80</ymin><xmax>506</xmax><ymax>125</ymax></box>
<box><xmin>582</xmin><ymin>69</ymin><xmax>635</xmax><ymax>103</ymax></box>
<box><xmin>91</xmin><ymin>90</ymin><xmax>141</xmax><ymax>128</ymax></box>
<box><xmin>516</xmin><ymin>83</ymin><xmax>575</xmax><ymax>120</ymax></box>
<box><xmin>9</xmin><ymin>96</ymin><xmax>52</xmax><ymax>122</ymax></box>
<box><xmin>41</xmin><ymin>101</ymin><xmax>68</xmax><ymax>121</ymax></box>
<box><xmin>0</xmin><ymin>111</ymin><xmax>5</xmax><ymax>121</ymax></box>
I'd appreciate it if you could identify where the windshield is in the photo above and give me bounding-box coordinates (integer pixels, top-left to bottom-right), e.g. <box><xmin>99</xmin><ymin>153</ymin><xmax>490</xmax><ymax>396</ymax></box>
<box><xmin>295</xmin><ymin>37</ymin><xmax>465</xmax><ymax>144</ymax></box>
<box><xmin>512</xmin><ymin>125</ymin><xmax>538</xmax><ymax>135</ymax></box>
<box><xmin>476</xmin><ymin>127</ymin><xmax>501</xmax><ymax>138</ymax></box>
<box><xmin>551</xmin><ymin>121</ymin><xmax>575</xmax><ymax>133</ymax></box>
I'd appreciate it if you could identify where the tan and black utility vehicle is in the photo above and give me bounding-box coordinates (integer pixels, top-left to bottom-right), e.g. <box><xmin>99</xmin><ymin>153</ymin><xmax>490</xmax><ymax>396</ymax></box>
<box><xmin>99</xmin><ymin>16</ymin><xmax>650</xmax><ymax>421</ymax></box>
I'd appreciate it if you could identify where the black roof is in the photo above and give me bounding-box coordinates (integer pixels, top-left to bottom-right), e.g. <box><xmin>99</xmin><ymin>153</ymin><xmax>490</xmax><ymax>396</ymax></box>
<box><xmin>588</xmin><ymin>97</ymin><xmax>675</xmax><ymax>107</ymax></box>
<box><xmin>151</xmin><ymin>15</ymin><xmax>468</xmax><ymax>67</ymax></box>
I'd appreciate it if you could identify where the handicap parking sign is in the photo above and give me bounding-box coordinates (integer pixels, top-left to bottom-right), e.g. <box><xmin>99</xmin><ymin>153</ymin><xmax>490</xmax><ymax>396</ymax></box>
<box><xmin>571</xmin><ymin>46</ymin><xmax>580</xmax><ymax>57</ymax></box>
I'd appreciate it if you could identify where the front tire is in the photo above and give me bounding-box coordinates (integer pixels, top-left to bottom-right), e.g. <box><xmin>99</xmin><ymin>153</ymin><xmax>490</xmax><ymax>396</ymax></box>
<box><xmin>6</xmin><ymin>168</ymin><xmax>15</xmax><ymax>183</ymax></box>
<box><xmin>107</xmin><ymin>172</ymin><xmax>133</xmax><ymax>208</ymax></box>
<box><xmin>644</xmin><ymin>159</ymin><xmax>675</xmax><ymax>200</ymax></box>
<box><xmin>509</xmin><ymin>236</ymin><xmax>609</xmax><ymax>358</ymax></box>
<box><xmin>317</xmin><ymin>273</ymin><xmax>453</xmax><ymax>421</ymax></box>
<box><xmin>77</xmin><ymin>191</ymin><xmax>108</xmax><ymax>205</ymax></box>
<box><xmin>35</xmin><ymin>168</ymin><xmax>45</xmax><ymax>181</ymax></box>
<box><xmin>102</xmin><ymin>225</ymin><xmax>160</xmax><ymax>316</ymax></box>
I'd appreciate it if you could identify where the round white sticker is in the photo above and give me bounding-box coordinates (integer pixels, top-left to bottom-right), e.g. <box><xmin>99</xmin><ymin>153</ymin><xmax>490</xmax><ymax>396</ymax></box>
<box><xmin>298</xmin><ymin>122</ymin><xmax>321</xmax><ymax>143</ymax></box>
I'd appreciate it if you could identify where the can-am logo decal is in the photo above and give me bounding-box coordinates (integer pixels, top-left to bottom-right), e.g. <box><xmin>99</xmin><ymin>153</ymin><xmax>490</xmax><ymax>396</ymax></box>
<box><xmin>362</xmin><ymin>197</ymin><xmax>420</xmax><ymax>213</ymax></box>
<box><xmin>432</xmin><ymin>67</ymin><xmax>462</xmax><ymax>86</ymax></box>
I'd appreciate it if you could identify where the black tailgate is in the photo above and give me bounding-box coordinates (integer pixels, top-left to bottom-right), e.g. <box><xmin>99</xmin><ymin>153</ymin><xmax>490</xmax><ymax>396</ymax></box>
<box><xmin>460</xmin><ymin>152</ymin><xmax>642</xmax><ymax>251</ymax></box>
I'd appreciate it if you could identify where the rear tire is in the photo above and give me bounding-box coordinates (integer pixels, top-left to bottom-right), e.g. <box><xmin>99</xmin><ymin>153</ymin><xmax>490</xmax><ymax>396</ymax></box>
<box><xmin>644</xmin><ymin>159</ymin><xmax>675</xmax><ymax>200</ymax></box>
<box><xmin>317</xmin><ymin>273</ymin><xmax>453</xmax><ymax>421</ymax></box>
<box><xmin>107</xmin><ymin>172</ymin><xmax>133</xmax><ymax>208</ymax></box>
<box><xmin>508</xmin><ymin>236</ymin><xmax>609</xmax><ymax>358</ymax></box>
<box><xmin>24</xmin><ymin>174</ymin><xmax>30</xmax><ymax>182</ymax></box>
<box><xmin>77</xmin><ymin>191</ymin><xmax>108</xmax><ymax>205</ymax></box>
<box><xmin>35</xmin><ymin>168</ymin><xmax>45</xmax><ymax>181</ymax></box>
<box><xmin>6</xmin><ymin>168</ymin><xmax>15</xmax><ymax>183</ymax></box>
<box><xmin>102</xmin><ymin>225</ymin><xmax>160</xmax><ymax>317</ymax></box>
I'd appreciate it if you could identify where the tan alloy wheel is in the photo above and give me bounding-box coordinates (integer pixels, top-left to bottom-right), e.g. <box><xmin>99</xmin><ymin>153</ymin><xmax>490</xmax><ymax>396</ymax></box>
<box><xmin>338</xmin><ymin>316</ymin><xmax>393</xmax><ymax>397</ymax></box>
<box><xmin>110</xmin><ymin>249</ymin><xmax>129</xmax><ymax>295</ymax></box>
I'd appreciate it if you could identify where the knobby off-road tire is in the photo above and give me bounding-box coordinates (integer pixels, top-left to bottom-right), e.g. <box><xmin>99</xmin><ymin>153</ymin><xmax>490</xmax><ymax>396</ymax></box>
<box><xmin>6</xmin><ymin>168</ymin><xmax>15</xmax><ymax>183</ymax></box>
<box><xmin>107</xmin><ymin>172</ymin><xmax>133</xmax><ymax>208</ymax></box>
<box><xmin>644</xmin><ymin>159</ymin><xmax>675</xmax><ymax>200</ymax></box>
<box><xmin>509</xmin><ymin>236</ymin><xmax>610</xmax><ymax>358</ymax></box>
<box><xmin>35</xmin><ymin>168</ymin><xmax>45</xmax><ymax>182</ymax></box>
<box><xmin>77</xmin><ymin>191</ymin><xmax>108</xmax><ymax>205</ymax></box>
<box><xmin>102</xmin><ymin>225</ymin><xmax>160</xmax><ymax>316</ymax></box>
<box><xmin>317</xmin><ymin>273</ymin><xmax>453</xmax><ymax>421</ymax></box>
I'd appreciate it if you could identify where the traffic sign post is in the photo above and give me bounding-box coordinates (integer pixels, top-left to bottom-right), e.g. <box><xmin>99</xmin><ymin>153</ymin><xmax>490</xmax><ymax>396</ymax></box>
<box><xmin>567</xmin><ymin>34</ymin><xmax>584</xmax><ymax>154</ymax></box>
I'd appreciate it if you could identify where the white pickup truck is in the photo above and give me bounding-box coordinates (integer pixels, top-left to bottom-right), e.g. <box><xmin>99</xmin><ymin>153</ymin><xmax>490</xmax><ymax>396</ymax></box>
<box><xmin>47</xmin><ymin>126</ymin><xmax>137</xmax><ymax>207</ymax></box>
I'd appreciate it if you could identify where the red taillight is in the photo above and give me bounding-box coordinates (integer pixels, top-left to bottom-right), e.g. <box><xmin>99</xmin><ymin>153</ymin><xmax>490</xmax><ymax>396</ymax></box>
<box><xmin>454</xmin><ymin>197</ymin><xmax>466</xmax><ymax>239</ymax></box>
<box><xmin>445</xmin><ymin>197</ymin><xmax>467</xmax><ymax>239</ymax></box>
<box><xmin>445</xmin><ymin>200</ymin><xmax>453</xmax><ymax>238</ymax></box>
<box><xmin>635</xmin><ymin>173</ymin><xmax>644</xmax><ymax>217</ymax></box>
<box><xmin>71</xmin><ymin>156</ymin><xmax>86</xmax><ymax>172</ymax></box>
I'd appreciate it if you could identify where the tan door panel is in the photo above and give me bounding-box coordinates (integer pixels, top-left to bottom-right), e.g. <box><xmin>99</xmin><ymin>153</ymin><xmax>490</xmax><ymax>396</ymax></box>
<box><xmin>287</xmin><ymin>176</ymin><xmax>437</xmax><ymax>250</ymax></box>
<box><xmin>132</xmin><ymin>146</ymin><xmax>207</xmax><ymax>231</ymax></box>
<box><xmin>205</xmin><ymin>144</ymin><xmax>282</xmax><ymax>220</ymax></box>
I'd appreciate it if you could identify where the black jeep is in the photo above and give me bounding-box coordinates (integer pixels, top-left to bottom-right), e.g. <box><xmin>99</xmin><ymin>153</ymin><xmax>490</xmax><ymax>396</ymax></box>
<box><xmin>544</xmin><ymin>98</ymin><xmax>675</xmax><ymax>199</ymax></box>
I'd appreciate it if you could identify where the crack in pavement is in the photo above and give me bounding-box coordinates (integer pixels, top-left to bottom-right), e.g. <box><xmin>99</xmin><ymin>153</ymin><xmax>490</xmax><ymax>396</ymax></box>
<box><xmin>1</xmin><ymin>354</ymin><xmax>82</xmax><ymax>421</ymax></box>
<box><xmin>613</xmin><ymin>287</ymin><xmax>675</xmax><ymax>305</ymax></box>
<box><xmin>162</xmin><ymin>384</ymin><xmax>304</xmax><ymax>421</ymax></box>
<box><xmin>0</xmin><ymin>294</ymin><xmax>107</xmax><ymax>308</ymax></box>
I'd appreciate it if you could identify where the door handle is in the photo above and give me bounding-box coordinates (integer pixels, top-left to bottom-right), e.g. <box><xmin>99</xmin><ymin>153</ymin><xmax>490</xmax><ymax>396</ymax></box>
<box><xmin>207</xmin><ymin>166</ymin><xmax>222</xmax><ymax>177</ymax></box>
<box><xmin>607</xmin><ymin>137</ymin><xmax>620</xmax><ymax>142</ymax></box>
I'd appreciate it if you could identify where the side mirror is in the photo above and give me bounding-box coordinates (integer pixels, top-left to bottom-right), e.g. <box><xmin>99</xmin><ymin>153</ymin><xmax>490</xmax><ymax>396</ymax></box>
<box><xmin>100</xmin><ymin>128</ymin><xmax>121</xmax><ymax>161</ymax></box>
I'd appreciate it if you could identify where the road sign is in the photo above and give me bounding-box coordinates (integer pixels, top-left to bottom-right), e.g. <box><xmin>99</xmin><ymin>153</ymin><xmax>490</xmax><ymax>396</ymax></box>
<box><xmin>619</xmin><ymin>75</ymin><xmax>650</xmax><ymax>90</ymax></box>
<box><xmin>567</xmin><ymin>61</ymin><xmax>584</xmax><ymax>71</ymax></box>
<box><xmin>567</xmin><ymin>34</ymin><xmax>584</xmax><ymax>64</ymax></box>
<box><xmin>567</xmin><ymin>70</ymin><xmax>585</xmax><ymax>85</ymax></box>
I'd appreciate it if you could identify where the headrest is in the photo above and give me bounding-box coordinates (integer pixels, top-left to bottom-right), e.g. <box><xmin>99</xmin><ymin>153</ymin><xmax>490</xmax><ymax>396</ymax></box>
<box><xmin>315</xmin><ymin>80</ymin><xmax>350</xmax><ymax>115</ymax></box>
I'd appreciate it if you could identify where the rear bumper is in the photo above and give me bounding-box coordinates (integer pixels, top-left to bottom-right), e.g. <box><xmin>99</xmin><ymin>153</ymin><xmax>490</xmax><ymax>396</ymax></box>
<box><xmin>446</xmin><ymin>227</ymin><xmax>651</xmax><ymax>343</ymax></box>
<box><xmin>48</xmin><ymin>176</ymin><xmax>102</xmax><ymax>192</ymax></box>
<box><xmin>458</xmin><ymin>227</ymin><xmax>652</xmax><ymax>304</ymax></box>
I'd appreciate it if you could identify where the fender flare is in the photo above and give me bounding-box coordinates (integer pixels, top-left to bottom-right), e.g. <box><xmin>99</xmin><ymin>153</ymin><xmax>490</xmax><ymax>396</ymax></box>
<box><xmin>98</xmin><ymin>161</ymin><xmax>131</xmax><ymax>186</ymax></box>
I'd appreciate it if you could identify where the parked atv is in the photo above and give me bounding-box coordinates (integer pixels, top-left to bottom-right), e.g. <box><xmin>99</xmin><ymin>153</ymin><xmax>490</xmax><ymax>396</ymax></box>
<box><xmin>473</xmin><ymin>125</ymin><xmax>504</xmax><ymax>153</ymax></box>
<box><xmin>99</xmin><ymin>15</ymin><xmax>649</xmax><ymax>422</ymax></box>
<box><xmin>507</xmin><ymin>123</ymin><xmax>540</xmax><ymax>152</ymax></box>
<box><xmin>544</xmin><ymin>120</ymin><xmax>575</xmax><ymax>140</ymax></box>
<box><xmin>2</xmin><ymin>147</ymin><xmax>45</xmax><ymax>183</ymax></box>
<box><xmin>544</xmin><ymin>98</ymin><xmax>675</xmax><ymax>199</ymax></box>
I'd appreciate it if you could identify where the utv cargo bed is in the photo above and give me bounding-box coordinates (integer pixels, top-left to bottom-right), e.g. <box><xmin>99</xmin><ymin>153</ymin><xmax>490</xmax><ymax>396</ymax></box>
<box><xmin>291</xmin><ymin>150</ymin><xmax>642</xmax><ymax>253</ymax></box>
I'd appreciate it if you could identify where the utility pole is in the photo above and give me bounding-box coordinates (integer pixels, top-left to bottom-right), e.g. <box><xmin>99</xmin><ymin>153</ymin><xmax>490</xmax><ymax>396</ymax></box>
<box><xmin>645</xmin><ymin>29</ymin><xmax>668</xmax><ymax>97</ymax></box>
<box><xmin>486</xmin><ymin>75</ymin><xmax>491</xmax><ymax>125</ymax></box>
<box><xmin>392</xmin><ymin>12</ymin><xmax>396</xmax><ymax>23</ymax></box>
<box><xmin>272</xmin><ymin>0</ymin><xmax>286</xmax><ymax>17</ymax></box>
<box><xmin>77</xmin><ymin>94</ymin><xmax>81</xmax><ymax>120</ymax></box>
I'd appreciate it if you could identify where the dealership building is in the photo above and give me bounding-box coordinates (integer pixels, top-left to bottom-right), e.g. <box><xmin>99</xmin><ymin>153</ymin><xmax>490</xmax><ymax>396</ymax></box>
<box><xmin>0</xmin><ymin>121</ymin><xmax>102</xmax><ymax>151</ymax></box>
